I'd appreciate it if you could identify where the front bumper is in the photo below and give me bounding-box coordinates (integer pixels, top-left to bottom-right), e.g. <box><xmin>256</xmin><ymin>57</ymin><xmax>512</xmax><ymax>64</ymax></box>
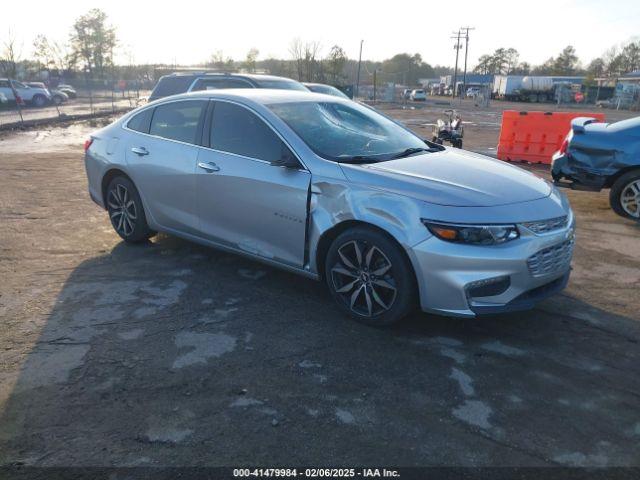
<box><xmin>406</xmin><ymin>217</ymin><xmax>575</xmax><ymax>317</ymax></box>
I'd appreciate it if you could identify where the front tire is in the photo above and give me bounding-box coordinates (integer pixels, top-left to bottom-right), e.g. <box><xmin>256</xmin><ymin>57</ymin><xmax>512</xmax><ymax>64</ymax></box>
<box><xmin>106</xmin><ymin>176</ymin><xmax>155</xmax><ymax>242</ymax></box>
<box><xmin>610</xmin><ymin>170</ymin><xmax>640</xmax><ymax>221</ymax></box>
<box><xmin>325</xmin><ymin>227</ymin><xmax>416</xmax><ymax>326</ymax></box>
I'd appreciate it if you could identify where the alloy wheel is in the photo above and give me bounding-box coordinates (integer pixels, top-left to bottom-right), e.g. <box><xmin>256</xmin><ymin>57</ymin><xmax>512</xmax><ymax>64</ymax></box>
<box><xmin>107</xmin><ymin>184</ymin><xmax>137</xmax><ymax>236</ymax></box>
<box><xmin>620</xmin><ymin>180</ymin><xmax>640</xmax><ymax>218</ymax></box>
<box><xmin>330</xmin><ymin>240</ymin><xmax>397</xmax><ymax>317</ymax></box>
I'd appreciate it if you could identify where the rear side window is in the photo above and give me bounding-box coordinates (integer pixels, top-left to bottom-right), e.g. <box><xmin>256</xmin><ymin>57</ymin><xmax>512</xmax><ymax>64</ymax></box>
<box><xmin>149</xmin><ymin>76</ymin><xmax>195</xmax><ymax>100</ymax></box>
<box><xmin>149</xmin><ymin>100</ymin><xmax>206</xmax><ymax>144</ymax></box>
<box><xmin>210</xmin><ymin>102</ymin><xmax>286</xmax><ymax>162</ymax></box>
<box><xmin>126</xmin><ymin>108</ymin><xmax>153</xmax><ymax>133</ymax></box>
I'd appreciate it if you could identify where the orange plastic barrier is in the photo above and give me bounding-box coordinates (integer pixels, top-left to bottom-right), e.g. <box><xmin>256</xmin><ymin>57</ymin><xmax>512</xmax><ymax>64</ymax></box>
<box><xmin>496</xmin><ymin>110</ymin><xmax>606</xmax><ymax>164</ymax></box>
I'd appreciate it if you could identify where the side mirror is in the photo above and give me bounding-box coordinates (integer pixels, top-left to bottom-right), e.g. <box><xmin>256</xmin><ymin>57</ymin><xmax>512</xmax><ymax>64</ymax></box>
<box><xmin>271</xmin><ymin>144</ymin><xmax>300</xmax><ymax>169</ymax></box>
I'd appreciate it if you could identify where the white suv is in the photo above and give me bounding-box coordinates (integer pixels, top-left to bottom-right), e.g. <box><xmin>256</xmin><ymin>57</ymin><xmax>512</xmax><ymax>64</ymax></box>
<box><xmin>410</xmin><ymin>89</ymin><xmax>427</xmax><ymax>101</ymax></box>
<box><xmin>0</xmin><ymin>79</ymin><xmax>52</xmax><ymax>107</ymax></box>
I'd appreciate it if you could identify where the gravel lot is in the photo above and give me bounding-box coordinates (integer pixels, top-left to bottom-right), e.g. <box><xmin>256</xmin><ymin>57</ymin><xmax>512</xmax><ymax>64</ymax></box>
<box><xmin>0</xmin><ymin>102</ymin><xmax>639</xmax><ymax>468</ymax></box>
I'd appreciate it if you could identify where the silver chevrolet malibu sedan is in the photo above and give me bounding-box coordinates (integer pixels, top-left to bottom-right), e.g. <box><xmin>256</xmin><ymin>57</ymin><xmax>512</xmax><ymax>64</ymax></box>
<box><xmin>84</xmin><ymin>89</ymin><xmax>575</xmax><ymax>325</ymax></box>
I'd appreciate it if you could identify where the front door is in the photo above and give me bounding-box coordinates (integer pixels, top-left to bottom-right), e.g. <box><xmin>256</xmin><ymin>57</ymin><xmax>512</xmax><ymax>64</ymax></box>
<box><xmin>196</xmin><ymin>100</ymin><xmax>310</xmax><ymax>267</ymax></box>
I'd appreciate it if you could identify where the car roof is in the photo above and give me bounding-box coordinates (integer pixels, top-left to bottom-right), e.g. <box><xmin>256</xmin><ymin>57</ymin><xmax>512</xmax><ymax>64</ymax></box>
<box><xmin>162</xmin><ymin>72</ymin><xmax>298</xmax><ymax>82</ymax></box>
<box><xmin>156</xmin><ymin>88</ymin><xmax>348</xmax><ymax>105</ymax></box>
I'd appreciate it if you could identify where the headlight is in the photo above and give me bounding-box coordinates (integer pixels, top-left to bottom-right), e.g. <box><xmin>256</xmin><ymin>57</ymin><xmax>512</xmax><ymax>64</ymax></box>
<box><xmin>422</xmin><ymin>220</ymin><xmax>519</xmax><ymax>245</ymax></box>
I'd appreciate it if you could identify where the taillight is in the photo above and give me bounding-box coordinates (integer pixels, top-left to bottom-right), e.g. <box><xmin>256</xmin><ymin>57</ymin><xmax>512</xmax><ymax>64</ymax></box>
<box><xmin>84</xmin><ymin>138</ymin><xmax>94</xmax><ymax>152</ymax></box>
<box><xmin>559</xmin><ymin>137</ymin><xmax>569</xmax><ymax>154</ymax></box>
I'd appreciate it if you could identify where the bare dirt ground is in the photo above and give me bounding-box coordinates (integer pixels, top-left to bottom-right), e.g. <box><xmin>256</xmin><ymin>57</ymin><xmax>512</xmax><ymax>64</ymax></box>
<box><xmin>0</xmin><ymin>102</ymin><xmax>639</xmax><ymax>469</ymax></box>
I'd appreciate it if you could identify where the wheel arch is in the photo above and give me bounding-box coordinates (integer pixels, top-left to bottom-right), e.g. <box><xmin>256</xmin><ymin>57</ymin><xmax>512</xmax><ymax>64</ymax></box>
<box><xmin>604</xmin><ymin>165</ymin><xmax>640</xmax><ymax>189</ymax></box>
<box><xmin>101</xmin><ymin>168</ymin><xmax>134</xmax><ymax>210</ymax></box>
<box><xmin>314</xmin><ymin>219</ymin><xmax>418</xmax><ymax>289</ymax></box>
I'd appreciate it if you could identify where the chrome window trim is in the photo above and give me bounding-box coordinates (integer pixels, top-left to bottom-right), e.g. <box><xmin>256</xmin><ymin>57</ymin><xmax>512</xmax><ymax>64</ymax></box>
<box><xmin>121</xmin><ymin>97</ymin><xmax>309</xmax><ymax>172</ymax></box>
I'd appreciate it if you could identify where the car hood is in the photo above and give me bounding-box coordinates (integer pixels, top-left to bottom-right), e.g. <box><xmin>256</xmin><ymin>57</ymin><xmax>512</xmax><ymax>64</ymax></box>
<box><xmin>340</xmin><ymin>148</ymin><xmax>551</xmax><ymax>207</ymax></box>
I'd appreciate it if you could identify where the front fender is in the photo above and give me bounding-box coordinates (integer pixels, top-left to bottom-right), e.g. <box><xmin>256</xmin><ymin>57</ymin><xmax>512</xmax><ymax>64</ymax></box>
<box><xmin>306</xmin><ymin>177</ymin><xmax>430</xmax><ymax>275</ymax></box>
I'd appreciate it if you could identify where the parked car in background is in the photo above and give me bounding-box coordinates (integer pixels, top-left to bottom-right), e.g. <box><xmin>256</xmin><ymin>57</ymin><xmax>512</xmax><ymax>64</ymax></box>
<box><xmin>57</xmin><ymin>84</ymin><xmax>78</xmax><ymax>99</ymax></box>
<box><xmin>410</xmin><ymin>89</ymin><xmax>427</xmax><ymax>101</ymax></box>
<box><xmin>27</xmin><ymin>82</ymin><xmax>69</xmax><ymax>105</ymax></box>
<box><xmin>84</xmin><ymin>89</ymin><xmax>574</xmax><ymax>325</ymax></box>
<box><xmin>552</xmin><ymin>116</ymin><xmax>640</xmax><ymax>221</ymax></box>
<box><xmin>0</xmin><ymin>79</ymin><xmax>51</xmax><ymax>107</ymax></box>
<box><xmin>148</xmin><ymin>73</ymin><xmax>309</xmax><ymax>102</ymax></box>
<box><xmin>401</xmin><ymin>89</ymin><xmax>412</xmax><ymax>100</ymax></box>
<box><xmin>466</xmin><ymin>87</ymin><xmax>480</xmax><ymax>98</ymax></box>
<box><xmin>303</xmin><ymin>83</ymin><xmax>349</xmax><ymax>99</ymax></box>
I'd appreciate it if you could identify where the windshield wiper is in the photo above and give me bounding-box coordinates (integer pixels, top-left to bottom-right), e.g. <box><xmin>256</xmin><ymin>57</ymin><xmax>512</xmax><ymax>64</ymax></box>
<box><xmin>390</xmin><ymin>147</ymin><xmax>436</xmax><ymax>159</ymax></box>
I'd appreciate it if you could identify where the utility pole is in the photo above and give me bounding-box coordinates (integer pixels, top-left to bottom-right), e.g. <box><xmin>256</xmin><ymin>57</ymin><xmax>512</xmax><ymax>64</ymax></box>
<box><xmin>451</xmin><ymin>30</ymin><xmax>462</xmax><ymax>99</ymax></box>
<box><xmin>460</xmin><ymin>26</ymin><xmax>475</xmax><ymax>99</ymax></box>
<box><xmin>355</xmin><ymin>40</ymin><xmax>364</xmax><ymax>99</ymax></box>
<box><xmin>373</xmin><ymin>68</ymin><xmax>377</xmax><ymax>103</ymax></box>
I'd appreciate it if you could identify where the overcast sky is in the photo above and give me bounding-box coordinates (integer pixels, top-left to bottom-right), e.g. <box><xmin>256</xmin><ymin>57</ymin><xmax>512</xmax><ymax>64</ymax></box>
<box><xmin>1</xmin><ymin>0</ymin><xmax>639</xmax><ymax>68</ymax></box>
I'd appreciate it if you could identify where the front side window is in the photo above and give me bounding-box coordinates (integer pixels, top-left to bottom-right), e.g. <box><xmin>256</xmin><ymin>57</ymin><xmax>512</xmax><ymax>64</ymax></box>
<box><xmin>268</xmin><ymin>101</ymin><xmax>426</xmax><ymax>161</ymax></box>
<box><xmin>149</xmin><ymin>100</ymin><xmax>206</xmax><ymax>144</ymax></box>
<box><xmin>210</xmin><ymin>102</ymin><xmax>288</xmax><ymax>162</ymax></box>
<box><xmin>12</xmin><ymin>81</ymin><xmax>27</xmax><ymax>89</ymax></box>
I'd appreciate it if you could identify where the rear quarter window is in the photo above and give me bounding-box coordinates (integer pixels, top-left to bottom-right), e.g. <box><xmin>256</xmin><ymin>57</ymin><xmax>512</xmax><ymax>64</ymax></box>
<box><xmin>127</xmin><ymin>108</ymin><xmax>154</xmax><ymax>133</ymax></box>
<box><xmin>149</xmin><ymin>76</ymin><xmax>195</xmax><ymax>100</ymax></box>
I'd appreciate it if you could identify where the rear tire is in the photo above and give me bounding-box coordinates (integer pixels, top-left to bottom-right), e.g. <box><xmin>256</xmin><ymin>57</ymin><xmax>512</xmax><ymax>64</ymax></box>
<box><xmin>325</xmin><ymin>226</ymin><xmax>416</xmax><ymax>326</ymax></box>
<box><xmin>106</xmin><ymin>176</ymin><xmax>155</xmax><ymax>242</ymax></box>
<box><xmin>32</xmin><ymin>94</ymin><xmax>47</xmax><ymax>108</ymax></box>
<box><xmin>610</xmin><ymin>170</ymin><xmax>640</xmax><ymax>221</ymax></box>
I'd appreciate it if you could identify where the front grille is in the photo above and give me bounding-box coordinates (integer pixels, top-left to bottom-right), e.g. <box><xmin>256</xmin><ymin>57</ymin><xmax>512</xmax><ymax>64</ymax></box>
<box><xmin>522</xmin><ymin>216</ymin><xmax>568</xmax><ymax>234</ymax></box>
<box><xmin>527</xmin><ymin>237</ymin><xmax>574</xmax><ymax>277</ymax></box>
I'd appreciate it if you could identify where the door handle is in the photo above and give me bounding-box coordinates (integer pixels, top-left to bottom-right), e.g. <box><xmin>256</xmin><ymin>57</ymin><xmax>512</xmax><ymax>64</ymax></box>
<box><xmin>131</xmin><ymin>146</ymin><xmax>149</xmax><ymax>156</ymax></box>
<box><xmin>198</xmin><ymin>161</ymin><xmax>220</xmax><ymax>172</ymax></box>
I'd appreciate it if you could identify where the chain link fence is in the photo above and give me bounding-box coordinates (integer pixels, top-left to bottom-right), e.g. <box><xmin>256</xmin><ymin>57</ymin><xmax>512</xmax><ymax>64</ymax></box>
<box><xmin>0</xmin><ymin>76</ymin><xmax>150</xmax><ymax>129</ymax></box>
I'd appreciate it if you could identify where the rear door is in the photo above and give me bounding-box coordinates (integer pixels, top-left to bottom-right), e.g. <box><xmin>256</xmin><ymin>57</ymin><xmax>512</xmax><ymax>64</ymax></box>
<box><xmin>124</xmin><ymin>99</ymin><xmax>207</xmax><ymax>234</ymax></box>
<box><xmin>195</xmin><ymin>100</ymin><xmax>310</xmax><ymax>267</ymax></box>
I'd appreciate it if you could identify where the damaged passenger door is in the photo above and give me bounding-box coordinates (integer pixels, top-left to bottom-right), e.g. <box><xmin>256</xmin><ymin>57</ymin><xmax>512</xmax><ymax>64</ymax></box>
<box><xmin>196</xmin><ymin>100</ymin><xmax>310</xmax><ymax>268</ymax></box>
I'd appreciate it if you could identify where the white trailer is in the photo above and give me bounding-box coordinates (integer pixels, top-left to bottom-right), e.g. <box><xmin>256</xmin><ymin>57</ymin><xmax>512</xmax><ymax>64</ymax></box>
<box><xmin>493</xmin><ymin>75</ymin><xmax>525</xmax><ymax>100</ymax></box>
